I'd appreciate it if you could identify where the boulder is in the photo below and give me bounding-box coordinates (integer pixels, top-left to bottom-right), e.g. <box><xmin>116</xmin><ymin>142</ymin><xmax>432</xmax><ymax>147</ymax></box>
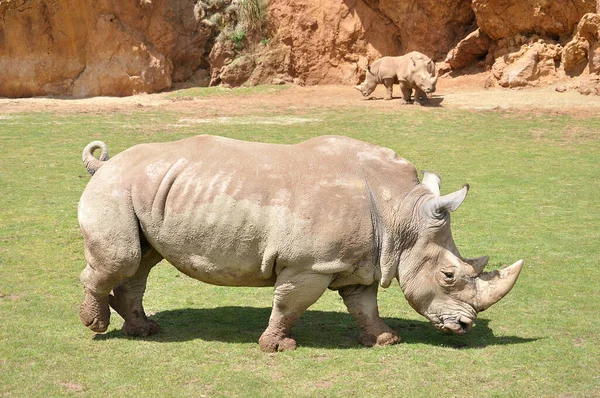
<box><xmin>562</xmin><ymin>13</ymin><xmax>600</xmax><ymax>76</ymax></box>
<box><xmin>492</xmin><ymin>41</ymin><xmax>562</xmax><ymax>88</ymax></box>
<box><xmin>444</xmin><ymin>29</ymin><xmax>493</xmax><ymax>70</ymax></box>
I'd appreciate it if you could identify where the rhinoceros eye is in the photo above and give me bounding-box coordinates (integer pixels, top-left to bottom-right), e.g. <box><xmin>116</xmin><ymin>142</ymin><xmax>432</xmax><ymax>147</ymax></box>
<box><xmin>441</xmin><ymin>270</ymin><xmax>455</xmax><ymax>281</ymax></box>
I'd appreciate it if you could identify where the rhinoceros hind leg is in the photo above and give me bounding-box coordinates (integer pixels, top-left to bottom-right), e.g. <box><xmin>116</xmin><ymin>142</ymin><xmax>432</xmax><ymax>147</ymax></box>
<box><xmin>339</xmin><ymin>282</ymin><xmax>401</xmax><ymax>347</ymax></box>
<box><xmin>109</xmin><ymin>247</ymin><xmax>164</xmax><ymax>337</ymax></box>
<box><xmin>383</xmin><ymin>78</ymin><xmax>394</xmax><ymax>100</ymax></box>
<box><xmin>258</xmin><ymin>317</ymin><xmax>298</xmax><ymax>352</ymax></box>
<box><xmin>259</xmin><ymin>270</ymin><xmax>333</xmax><ymax>352</ymax></box>
<box><xmin>79</xmin><ymin>190</ymin><xmax>144</xmax><ymax>334</ymax></box>
<box><xmin>80</xmin><ymin>287</ymin><xmax>111</xmax><ymax>333</ymax></box>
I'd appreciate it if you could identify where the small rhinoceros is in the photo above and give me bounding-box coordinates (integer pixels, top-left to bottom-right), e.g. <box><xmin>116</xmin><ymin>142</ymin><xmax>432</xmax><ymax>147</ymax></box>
<box><xmin>355</xmin><ymin>51</ymin><xmax>438</xmax><ymax>105</ymax></box>
<box><xmin>78</xmin><ymin>135</ymin><xmax>523</xmax><ymax>352</ymax></box>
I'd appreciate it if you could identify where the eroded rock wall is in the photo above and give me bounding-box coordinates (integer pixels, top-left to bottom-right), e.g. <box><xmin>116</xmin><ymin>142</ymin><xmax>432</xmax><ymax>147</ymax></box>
<box><xmin>0</xmin><ymin>0</ymin><xmax>216</xmax><ymax>97</ymax></box>
<box><xmin>472</xmin><ymin>0</ymin><xmax>596</xmax><ymax>41</ymax></box>
<box><xmin>1</xmin><ymin>0</ymin><xmax>600</xmax><ymax>97</ymax></box>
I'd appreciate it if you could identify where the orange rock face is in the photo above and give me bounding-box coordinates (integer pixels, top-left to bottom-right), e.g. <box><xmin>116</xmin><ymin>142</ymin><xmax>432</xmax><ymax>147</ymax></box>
<box><xmin>0</xmin><ymin>0</ymin><xmax>213</xmax><ymax>97</ymax></box>
<box><xmin>264</xmin><ymin>0</ymin><xmax>403</xmax><ymax>85</ymax></box>
<box><xmin>1</xmin><ymin>0</ymin><xmax>599</xmax><ymax>97</ymax></box>
<box><xmin>472</xmin><ymin>0</ymin><xmax>596</xmax><ymax>41</ymax></box>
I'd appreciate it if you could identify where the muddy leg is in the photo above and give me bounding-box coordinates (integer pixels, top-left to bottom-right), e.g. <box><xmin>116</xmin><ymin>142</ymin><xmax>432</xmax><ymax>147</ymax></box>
<box><xmin>339</xmin><ymin>282</ymin><xmax>400</xmax><ymax>347</ymax></box>
<box><xmin>79</xmin><ymin>257</ymin><xmax>139</xmax><ymax>333</ymax></box>
<box><xmin>109</xmin><ymin>247</ymin><xmax>163</xmax><ymax>337</ymax></box>
<box><xmin>78</xmin><ymin>190</ymin><xmax>142</xmax><ymax>334</ymax></box>
<box><xmin>259</xmin><ymin>269</ymin><xmax>333</xmax><ymax>352</ymax></box>
<box><xmin>383</xmin><ymin>78</ymin><xmax>394</xmax><ymax>100</ymax></box>
<box><xmin>79</xmin><ymin>281</ymin><xmax>111</xmax><ymax>333</ymax></box>
<box><xmin>399</xmin><ymin>84</ymin><xmax>413</xmax><ymax>105</ymax></box>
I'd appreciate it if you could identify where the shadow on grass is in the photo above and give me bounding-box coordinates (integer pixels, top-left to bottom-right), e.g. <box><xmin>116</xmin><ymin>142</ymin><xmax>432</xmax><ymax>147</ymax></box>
<box><xmin>363</xmin><ymin>95</ymin><xmax>444</xmax><ymax>107</ymax></box>
<box><xmin>94</xmin><ymin>306</ymin><xmax>538</xmax><ymax>350</ymax></box>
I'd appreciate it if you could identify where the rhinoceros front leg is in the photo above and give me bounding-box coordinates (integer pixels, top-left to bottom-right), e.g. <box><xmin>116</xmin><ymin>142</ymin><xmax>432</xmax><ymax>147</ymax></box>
<box><xmin>109</xmin><ymin>247</ymin><xmax>163</xmax><ymax>337</ymax></box>
<box><xmin>398</xmin><ymin>83</ymin><xmax>413</xmax><ymax>105</ymax></box>
<box><xmin>259</xmin><ymin>269</ymin><xmax>333</xmax><ymax>352</ymax></box>
<box><xmin>382</xmin><ymin>78</ymin><xmax>394</xmax><ymax>100</ymax></box>
<box><xmin>339</xmin><ymin>282</ymin><xmax>400</xmax><ymax>347</ymax></box>
<box><xmin>414</xmin><ymin>87</ymin><xmax>429</xmax><ymax>106</ymax></box>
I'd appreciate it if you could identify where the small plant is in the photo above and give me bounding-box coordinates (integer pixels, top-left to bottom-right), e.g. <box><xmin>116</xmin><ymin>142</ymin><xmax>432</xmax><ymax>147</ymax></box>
<box><xmin>231</xmin><ymin>29</ymin><xmax>246</xmax><ymax>50</ymax></box>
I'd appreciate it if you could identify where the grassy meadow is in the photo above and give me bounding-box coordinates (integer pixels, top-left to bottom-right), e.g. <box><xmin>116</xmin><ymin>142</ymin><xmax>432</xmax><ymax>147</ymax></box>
<box><xmin>0</xmin><ymin>87</ymin><xmax>599</xmax><ymax>397</ymax></box>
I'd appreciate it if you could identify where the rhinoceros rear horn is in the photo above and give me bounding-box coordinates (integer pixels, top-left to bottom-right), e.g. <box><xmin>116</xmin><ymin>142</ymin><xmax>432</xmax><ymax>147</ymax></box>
<box><xmin>474</xmin><ymin>259</ymin><xmax>524</xmax><ymax>311</ymax></box>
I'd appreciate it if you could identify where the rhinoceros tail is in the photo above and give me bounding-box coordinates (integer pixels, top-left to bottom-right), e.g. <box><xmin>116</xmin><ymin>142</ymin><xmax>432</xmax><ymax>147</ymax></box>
<box><xmin>82</xmin><ymin>141</ymin><xmax>109</xmax><ymax>175</ymax></box>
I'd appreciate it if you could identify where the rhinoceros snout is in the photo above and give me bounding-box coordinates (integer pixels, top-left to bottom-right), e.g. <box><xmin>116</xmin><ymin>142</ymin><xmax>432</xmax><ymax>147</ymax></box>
<box><xmin>438</xmin><ymin>316</ymin><xmax>473</xmax><ymax>335</ymax></box>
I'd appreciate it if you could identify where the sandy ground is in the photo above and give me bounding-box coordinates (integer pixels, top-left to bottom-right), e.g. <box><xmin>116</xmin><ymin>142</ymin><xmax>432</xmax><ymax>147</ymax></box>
<box><xmin>0</xmin><ymin>74</ymin><xmax>599</xmax><ymax>116</ymax></box>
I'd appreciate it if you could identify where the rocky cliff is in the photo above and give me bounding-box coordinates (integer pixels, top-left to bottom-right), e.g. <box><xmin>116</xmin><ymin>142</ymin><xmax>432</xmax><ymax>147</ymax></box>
<box><xmin>1</xmin><ymin>0</ymin><xmax>599</xmax><ymax>97</ymax></box>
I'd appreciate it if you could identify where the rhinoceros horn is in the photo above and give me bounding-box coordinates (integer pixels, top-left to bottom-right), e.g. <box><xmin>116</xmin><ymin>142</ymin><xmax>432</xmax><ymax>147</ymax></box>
<box><xmin>474</xmin><ymin>259</ymin><xmax>524</xmax><ymax>311</ymax></box>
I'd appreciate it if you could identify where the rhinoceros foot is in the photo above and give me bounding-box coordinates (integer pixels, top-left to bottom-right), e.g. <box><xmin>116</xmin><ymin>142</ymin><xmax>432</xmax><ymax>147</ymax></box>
<box><xmin>258</xmin><ymin>332</ymin><xmax>297</xmax><ymax>352</ymax></box>
<box><xmin>79</xmin><ymin>290</ymin><xmax>110</xmax><ymax>333</ymax></box>
<box><xmin>122</xmin><ymin>318</ymin><xmax>160</xmax><ymax>337</ymax></box>
<box><xmin>360</xmin><ymin>330</ymin><xmax>401</xmax><ymax>347</ymax></box>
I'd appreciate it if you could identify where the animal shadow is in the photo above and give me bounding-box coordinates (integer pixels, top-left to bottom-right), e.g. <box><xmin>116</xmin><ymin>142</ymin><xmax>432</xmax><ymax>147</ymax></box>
<box><xmin>364</xmin><ymin>95</ymin><xmax>444</xmax><ymax>107</ymax></box>
<box><xmin>94</xmin><ymin>306</ymin><xmax>538</xmax><ymax>350</ymax></box>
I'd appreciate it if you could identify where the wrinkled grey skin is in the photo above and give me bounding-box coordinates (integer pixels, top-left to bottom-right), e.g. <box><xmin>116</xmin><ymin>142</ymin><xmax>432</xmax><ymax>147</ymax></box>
<box><xmin>354</xmin><ymin>51</ymin><xmax>438</xmax><ymax>105</ymax></box>
<box><xmin>78</xmin><ymin>135</ymin><xmax>523</xmax><ymax>352</ymax></box>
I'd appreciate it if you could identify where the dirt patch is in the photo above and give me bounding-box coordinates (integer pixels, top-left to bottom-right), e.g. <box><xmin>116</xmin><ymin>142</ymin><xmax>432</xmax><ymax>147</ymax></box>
<box><xmin>0</xmin><ymin>74</ymin><xmax>599</xmax><ymax>117</ymax></box>
<box><xmin>59</xmin><ymin>382</ymin><xmax>85</xmax><ymax>393</ymax></box>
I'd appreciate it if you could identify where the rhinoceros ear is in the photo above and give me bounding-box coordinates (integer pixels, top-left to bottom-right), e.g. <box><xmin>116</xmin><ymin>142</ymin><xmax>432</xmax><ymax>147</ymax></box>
<box><xmin>465</xmin><ymin>256</ymin><xmax>489</xmax><ymax>274</ymax></box>
<box><xmin>424</xmin><ymin>184</ymin><xmax>469</xmax><ymax>218</ymax></box>
<box><xmin>421</xmin><ymin>171</ymin><xmax>441</xmax><ymax>196</ymax></box>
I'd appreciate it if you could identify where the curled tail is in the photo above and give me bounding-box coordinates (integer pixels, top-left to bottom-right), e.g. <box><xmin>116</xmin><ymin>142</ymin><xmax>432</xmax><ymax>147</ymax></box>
<box><xmin>82</xmin><ymin>141</ymin><xmax>109</xmax><ymax>175</ymax></box>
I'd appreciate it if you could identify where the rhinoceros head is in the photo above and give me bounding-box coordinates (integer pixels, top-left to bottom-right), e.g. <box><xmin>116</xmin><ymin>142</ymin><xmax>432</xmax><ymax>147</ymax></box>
<box><xmin>411</xmin><ymin>57</ymin><xmax>438</xmax><ymax>94</ymax></box>
<box><xmin>397</xmin><ymin>172</ymin><xmax>523</xmax><ymax>335</ymax></box>
<box><xmin>354</xmin><ymin>65</ymin><xmax>378</xmax><ymax>97</ymax></box>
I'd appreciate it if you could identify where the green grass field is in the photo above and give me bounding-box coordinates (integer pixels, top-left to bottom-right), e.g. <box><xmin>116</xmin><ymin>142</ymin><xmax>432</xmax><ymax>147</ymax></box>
<box><xmin>1</xmin><ymin>88</ymin><xmax>599</xmax><ymax>397</ymax></box>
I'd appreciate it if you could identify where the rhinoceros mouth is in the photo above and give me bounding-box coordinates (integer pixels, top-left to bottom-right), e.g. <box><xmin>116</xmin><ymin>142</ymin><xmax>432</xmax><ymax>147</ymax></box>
<box><xmin>428</xmin><ymin>314</ymin><xmax>474</xmax><ymax>335</ymax></box>
<box><xmin>440</xmin><ymin>316</ymin><xmax>473</xmax><ymax>335</ymax></box>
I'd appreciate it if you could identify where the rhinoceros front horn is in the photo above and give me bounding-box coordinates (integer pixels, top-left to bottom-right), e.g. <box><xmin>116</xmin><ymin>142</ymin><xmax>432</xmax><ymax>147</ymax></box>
<box><xmin>474</xmin><ymin>259</ymin><xmax>524</xmax><ymax>311</ymax></box>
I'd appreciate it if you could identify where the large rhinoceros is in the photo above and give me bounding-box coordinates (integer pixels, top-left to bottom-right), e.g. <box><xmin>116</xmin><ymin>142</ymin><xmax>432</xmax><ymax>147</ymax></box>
<box><xmin>354</xmin><ymin>51</ymin><xmax>438</xmax><ymax>105</ymax></box>
<box><xmin>78</xmin><ymin>135</ymin><xmax>523</xmax><ymax>352</ymax></box>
